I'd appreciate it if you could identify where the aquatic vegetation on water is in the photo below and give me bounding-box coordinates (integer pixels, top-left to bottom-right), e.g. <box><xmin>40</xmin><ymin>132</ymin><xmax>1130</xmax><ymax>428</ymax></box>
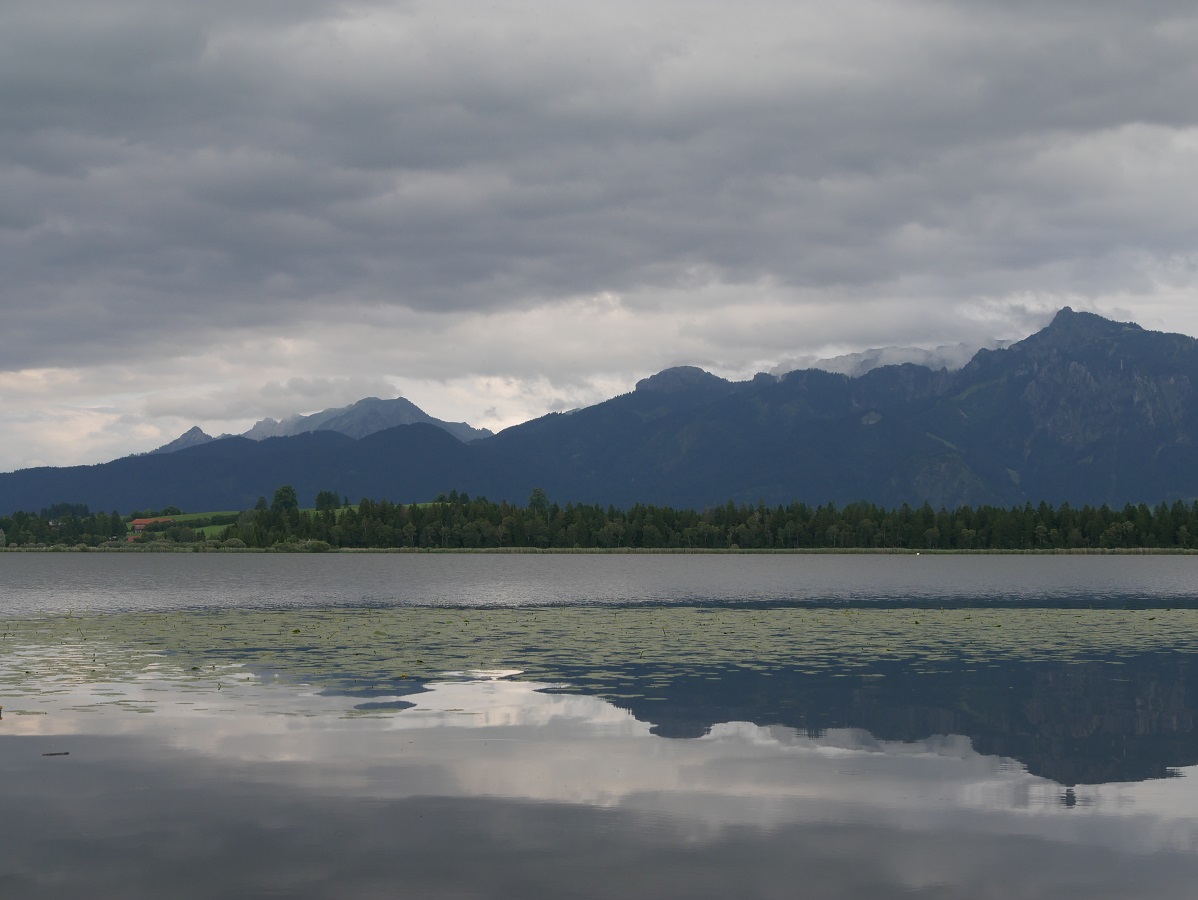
<box><xmin>4</xmin><ymin>606</ymin><xmax>1197</xmax><ymax>711</ymax></box>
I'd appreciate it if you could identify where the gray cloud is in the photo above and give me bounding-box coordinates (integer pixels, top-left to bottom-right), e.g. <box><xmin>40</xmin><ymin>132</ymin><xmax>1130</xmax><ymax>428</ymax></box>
<box><xmin>2</xmin><ymin>0</ymin><xmax>1198</xmax><ymax>468</ymax></box>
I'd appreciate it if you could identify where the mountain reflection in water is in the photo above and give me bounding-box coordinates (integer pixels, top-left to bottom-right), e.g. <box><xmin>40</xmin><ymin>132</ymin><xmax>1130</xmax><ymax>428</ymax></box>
<box><xmin>562</xmin><ymin>654</ymin><xmax>1198</xmax><ymax>786</ymax></box>
<box><xmin>5</xmin><ymin>601</ymin><xmax>1198</xmax><ymax>897</ymax></box>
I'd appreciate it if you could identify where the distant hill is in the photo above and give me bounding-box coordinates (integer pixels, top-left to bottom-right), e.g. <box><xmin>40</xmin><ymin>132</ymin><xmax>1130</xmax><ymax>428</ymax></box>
<box><xmin>0</xmin><ymin>427</ymin><xmax>472</xmax><ymax>515</ymax></box>
<box><xmin>4</xmin><ymin>308</ymin><xmax>1198</xmax><ymax>513</ymax></box>
<box><xmin>239</xmin><ymin>396</ymin><xmax>492</xmax><ymax>444</ymax></box>
<box><xmin>151</xmin><ymin>396</ymin><xmax>493</xmax><ymax>455</ymax></box>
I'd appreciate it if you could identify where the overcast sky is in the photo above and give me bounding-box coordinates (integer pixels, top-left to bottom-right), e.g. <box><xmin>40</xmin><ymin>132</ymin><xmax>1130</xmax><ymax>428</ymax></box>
<box><xmin>3</xmin><ymin>0</ymin><xmax>1198</xmax><ymax>471</ymax></box>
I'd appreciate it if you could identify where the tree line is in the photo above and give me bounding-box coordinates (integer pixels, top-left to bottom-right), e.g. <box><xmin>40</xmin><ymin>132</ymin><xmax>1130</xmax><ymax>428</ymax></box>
<box><xmin>5</xmin><ymin>490</ymin><xmax>1198</xmax><ymax>551</ymax></box>
<box><xmin>0</xmin><ymin>505</ymin><xmax>126</xmax><ymax>547</ymax></box>
<box><xmin>216</xmin><ymin>491</ymin><xmax>1198</xmax><ymax>551</ymax></box>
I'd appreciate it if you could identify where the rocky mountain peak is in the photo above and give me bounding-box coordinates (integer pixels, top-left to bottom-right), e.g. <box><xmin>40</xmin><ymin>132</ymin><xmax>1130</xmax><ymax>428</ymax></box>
<box><xmin>1031</xmin><ymin>306</ymin><xmax>1144</xmax><ymax>348</ymax></box>
<box><xmin>149</xmin><ymin>426</ymin><xmax>215</xmax><ymax>455</ymax></box>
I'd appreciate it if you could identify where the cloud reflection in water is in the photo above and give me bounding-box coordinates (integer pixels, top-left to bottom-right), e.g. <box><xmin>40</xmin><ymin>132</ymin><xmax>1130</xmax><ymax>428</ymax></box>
<box><xmin>5</xmin><ymin>665</ymin><xmax>1198</xmax><ymax>899</ymax></box>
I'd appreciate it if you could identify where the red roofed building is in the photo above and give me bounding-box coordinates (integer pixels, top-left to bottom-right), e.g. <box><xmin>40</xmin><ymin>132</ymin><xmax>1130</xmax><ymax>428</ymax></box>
<box><xmin>127</xmin><ymin>517</ymin><xmax>175</xmax><ymax>541</ymax></box>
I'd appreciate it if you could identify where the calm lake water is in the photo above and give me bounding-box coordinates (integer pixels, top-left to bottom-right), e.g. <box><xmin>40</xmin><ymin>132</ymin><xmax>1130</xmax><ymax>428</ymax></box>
<box><xmin>4</xmin><ymin>553</ymin><xmax>1198</xmax><ymax>898</ymax></box>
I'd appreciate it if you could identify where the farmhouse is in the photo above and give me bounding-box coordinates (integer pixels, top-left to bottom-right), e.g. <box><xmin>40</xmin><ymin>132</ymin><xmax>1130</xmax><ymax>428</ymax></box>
<box><xmin>129</xmin><ymin>516</ymin><xmax>175</xmax><ymax>532</ymax></box>
<box><xmin>127</xmin><ymin>516</ymin><xmax>175</xmax><ymax>541</ymax></box>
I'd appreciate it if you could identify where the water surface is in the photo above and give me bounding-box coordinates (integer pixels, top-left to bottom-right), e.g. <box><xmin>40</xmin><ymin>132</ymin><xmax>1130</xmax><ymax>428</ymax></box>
<box><xmin>3</xmin><ymin>551</ymin><xmax>1197</xmax><ymax>613</ymax></box>
<box><xmin>3</xmin><ymin>554</ymin><xmax>1198</xmax><ymax>898</ymax></box>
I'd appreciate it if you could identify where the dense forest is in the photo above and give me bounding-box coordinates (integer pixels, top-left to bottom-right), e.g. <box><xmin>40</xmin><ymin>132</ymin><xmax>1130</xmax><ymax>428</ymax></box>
<box><xmin>1</xmin><ymin>503</ymin><xmax>128</xmax><ymax>547</ymax></box>
<box><xmin>4</xmin><ymin>489</ymin><xmax>1198</xmax><ymax>551</ymax></box>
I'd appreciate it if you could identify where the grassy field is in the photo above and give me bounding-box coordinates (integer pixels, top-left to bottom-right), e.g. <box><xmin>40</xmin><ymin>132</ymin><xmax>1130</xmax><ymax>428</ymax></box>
<box><xmin>169</xmin><ymin>511</ymin><xmax>238</xmax><ymax>523</ymax></box>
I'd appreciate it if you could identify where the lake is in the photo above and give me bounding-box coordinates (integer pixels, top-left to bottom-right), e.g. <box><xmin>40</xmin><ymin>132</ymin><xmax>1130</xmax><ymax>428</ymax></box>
<box><xmin>4</xmin><ymin>553</ymin><xmax>1198</xmax><ymax>898</ymax></box>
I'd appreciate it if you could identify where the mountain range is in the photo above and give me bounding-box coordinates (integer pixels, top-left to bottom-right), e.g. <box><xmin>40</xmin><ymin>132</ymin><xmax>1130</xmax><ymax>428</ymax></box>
<box><xmin>3</xmin><ymin>307</ymin><xmax>1198</xmax><ymax>514</ymax></box>
<box><xmin>149</xmin><ymin>396</ymin><xmax>492</xmax><ymax>452</ymax></box>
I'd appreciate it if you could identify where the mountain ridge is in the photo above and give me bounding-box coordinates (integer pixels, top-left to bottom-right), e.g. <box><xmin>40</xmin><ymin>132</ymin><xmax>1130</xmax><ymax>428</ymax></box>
<box><xmin>152</xmin><ymin>395</ymin><xmax>493</xmax><ymax>454</ymax></box>
<box><xmin>771</xmin><ymin>339</ymin><xmax>1015</xmax><ymax>379</ymax></box>
<box><xmin>5</xmin><ymin>308</ymin><xmax>1198</xmax><ymax>514</ymax></box>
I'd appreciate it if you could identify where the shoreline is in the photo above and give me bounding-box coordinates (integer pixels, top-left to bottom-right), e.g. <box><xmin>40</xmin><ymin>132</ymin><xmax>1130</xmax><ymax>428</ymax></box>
<box><xmin>3</xmin><ymin>545</ymin><xmax>1197</xmax><ymax>555</ymax></box>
